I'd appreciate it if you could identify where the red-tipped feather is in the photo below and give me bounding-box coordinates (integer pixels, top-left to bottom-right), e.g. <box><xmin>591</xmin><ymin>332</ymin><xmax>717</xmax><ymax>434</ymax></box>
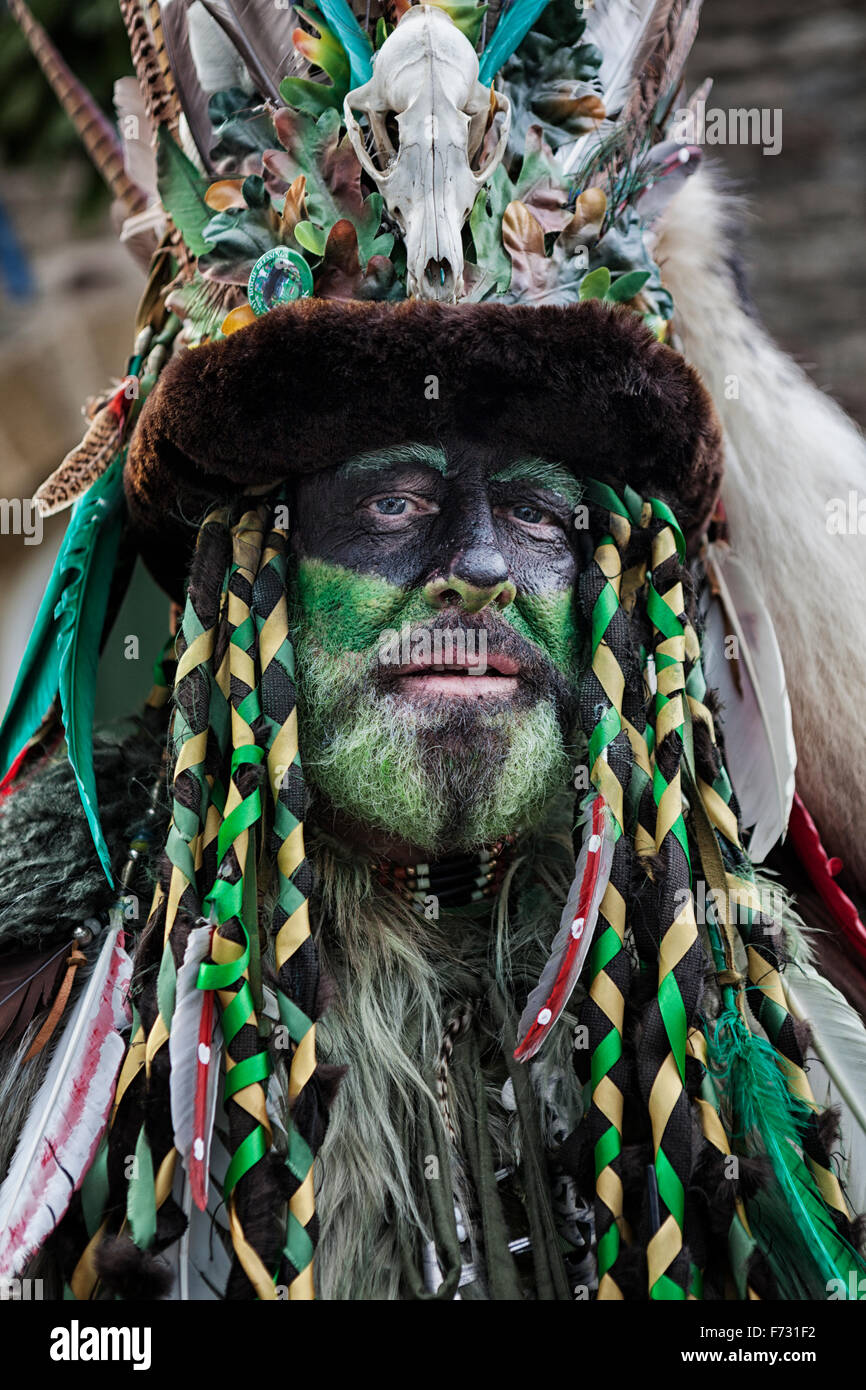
<box><xmin>515</xmin><ymin>794</ymin><xmax>615</xmax><ymax>1061</ymax></box>
<box><xmin>0</xmin><ymin>927</ymin><xmax>132</xmax><ymax>1277</ymax></box>
<box><xmin>170</xmin><ymin>920</ymin><xmax>222</xmax><ymax>1212</ymax></box>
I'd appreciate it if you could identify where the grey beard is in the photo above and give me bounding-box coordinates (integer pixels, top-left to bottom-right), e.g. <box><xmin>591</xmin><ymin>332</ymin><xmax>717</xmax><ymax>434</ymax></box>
<box><xmin>297</xmin><ymin>651</ymin><xmax>576</xmax><ymax>854</ymax></box>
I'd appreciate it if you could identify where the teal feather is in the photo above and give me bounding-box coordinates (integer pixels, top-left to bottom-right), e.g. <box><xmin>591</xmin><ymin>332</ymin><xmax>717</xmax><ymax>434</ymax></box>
<box><xmin>0</xmin><ymin>456</ymin><xmax>126</xmax><ymax>885</ymax></box>
<box><xmin>478</xmin><ymin>0</ymin><xmax>552</xmax><ymax>85</ymax></box>
<box><xmin>707</xmin><ymin>1010</ymin><xmax>866</xmax><ymax>1300</ymax></box>
<box><xmin>313</xmin><ymin>0</ymin><xmax>373</xmax><ymax>86</ymax></box>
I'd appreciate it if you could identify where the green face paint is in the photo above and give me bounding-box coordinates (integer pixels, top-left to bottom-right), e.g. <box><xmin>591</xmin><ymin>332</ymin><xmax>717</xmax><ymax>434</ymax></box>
<box><xmin>292</xmin><ymin>557</ymin><xmax>582</xmax><ymax>679</ymax></box>
<box><xmin>290</xmin><ymin>557</ymin><xmax>582</xmax><ymax>852</ymax></box>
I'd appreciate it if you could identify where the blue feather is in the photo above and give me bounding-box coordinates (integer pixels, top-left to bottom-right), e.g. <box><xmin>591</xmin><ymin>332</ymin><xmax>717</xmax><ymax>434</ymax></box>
<box><xmin>477</xmin><ymin>0</ymin><xmax>552</xmax><ymax>85</ymax></box>
<box><xmin>314</xmin><ymin>0</ymin><xmax>373</xmax><ymax>86</ymax></box>
<box><xmin>0</xmin><ymin>456</ymin><xmax>126</xmax><ymax>885</ymax></box>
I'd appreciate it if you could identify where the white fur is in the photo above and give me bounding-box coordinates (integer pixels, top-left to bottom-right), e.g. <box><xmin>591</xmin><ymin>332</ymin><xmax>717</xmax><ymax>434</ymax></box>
<box><xmin>655</xmin><ymin>167</ymin><xmax>866</xmax><ymax>888</ymax></box>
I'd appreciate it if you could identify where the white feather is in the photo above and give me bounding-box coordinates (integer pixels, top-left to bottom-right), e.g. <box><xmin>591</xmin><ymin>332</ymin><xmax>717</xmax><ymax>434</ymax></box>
<box><xmin>167</xmin><ymin>1132</ymin><xmax>232</xmax><ymax>1300</ymax></box>
<box><xmin>169</xmin><ymin>920</ymin><xmax>222</xmax><ymax>1179</ymax></box>
<box><xmin>585</xmin><ymin>0</ymin><xmax>658</xmax><ymax>120</ymax></box>
<box><xmin>113</xmin><ymin>76</ymin><xmax>157</xmax><ymax>194</ymax></box>
<box><xmin>0</xmin><ymin>927</ymin><xmax>132</xmax><ymax>1278</ymax></box>
<box><xmin>784</xmin><ymin>959</ymin><xmax>866</xmax><ymax>1218</ymax></box>
<box><xmin>561</xmin><ymin>0</ymin><xmax>658</xmax><ymax>174</ymax></box>
<box><xmin>656</xmin><ymin>166</ymin><xmax>866</xmax><ymax>890</ymax></box>
<box><xmin>700</xmin><ymin>541</ymin><xmax>797</xmax><ymax>863</ymax></box>
<box><xmin>515</xmin><ymin>795</ymin><xmax>615</xmax><ymax>1059</ymax></box>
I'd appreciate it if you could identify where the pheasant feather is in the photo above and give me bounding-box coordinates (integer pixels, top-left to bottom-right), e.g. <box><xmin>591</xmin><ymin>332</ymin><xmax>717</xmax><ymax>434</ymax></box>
<box><xmin>34</xmin><ymin>383</ymin><xmax>135</xmax><ymax>518</ymax></box>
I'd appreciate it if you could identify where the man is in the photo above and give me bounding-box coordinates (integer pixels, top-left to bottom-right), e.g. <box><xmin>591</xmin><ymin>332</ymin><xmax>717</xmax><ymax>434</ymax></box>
<box><xmin>1</xmin><ymin>0</ymin><xmax>865</xmax><ymax>1304</ymax></box>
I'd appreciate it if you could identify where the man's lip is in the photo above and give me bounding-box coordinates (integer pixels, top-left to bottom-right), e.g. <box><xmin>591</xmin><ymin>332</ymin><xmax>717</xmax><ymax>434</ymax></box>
<box><xmin>389</xmin><ymin>651</ymin><xmax>521</xmax><ymax>677</ymax></box>
<box><xmin>394</xmin><ymin>673</ymin><xmax>520</xmax><ymax>697</ymax></box>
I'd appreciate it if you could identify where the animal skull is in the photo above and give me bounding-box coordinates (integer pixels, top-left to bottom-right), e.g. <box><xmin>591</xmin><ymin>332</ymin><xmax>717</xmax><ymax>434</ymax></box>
<box><xmin>344</xmin><ymin>6</ymin><xmax>511</xmax><ymax>302</ymax></box>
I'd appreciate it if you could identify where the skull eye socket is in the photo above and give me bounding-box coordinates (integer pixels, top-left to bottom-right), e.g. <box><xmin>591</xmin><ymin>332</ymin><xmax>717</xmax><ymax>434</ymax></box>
<box><xmin>363</xmin><ymin>109</ymin><xmax>401</xmax><ymax>174</ymax></box>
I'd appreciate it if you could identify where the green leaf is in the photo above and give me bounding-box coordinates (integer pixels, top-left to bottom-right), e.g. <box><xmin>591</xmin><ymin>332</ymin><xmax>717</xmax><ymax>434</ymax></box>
<box><xmin>294</xmin><ymin>7</ymin><xmax>352</xmax><ymax>88</ymax></box>
<box><xmin>605</xmin><ymin>269</ymin><xmax>651</xmax><ymax>303</ymax></box>
<box><xmin>279</xmin><ymin>75</ymin><xmax>344</xmax><ymax>117</ymax></box>
<box><xmin>208</xmin><ymin>88</ymin><xmax>278</xmax><ymax>170</ymax></box>
<box><xmin>156</xmin><ymin>126</ymin><xmax>215</xmax><ymax>256</ymax></box>
<box><xmin>428</xmin><ymin>1</ymin><xmax>489</xmax><ymax>47</ymax></box>
<box><xmin>294</xmin><ymin>220</ymin><xmax>327</xmax><ymax>256</ymax></box>
<box><xmin>469</xmin><ymin>169</ymin><xmax>513</xmax><ymax>292</ymax></box>
<box><xmin>199</xmin><ymin>207</ymin><xmax>276</xmax><ymax>284</ymax></box>
<box><xmin>241</xmin><ymin>174</ymin><xmax>269</xmax><ymax>209</ymax></box>
<box><xmin>375</xmin><ymin>17</ymin><xmax>390</xmax><ymax>48</ymax></box>
<box><xmin>578</xmin><ymin>266</ymin><xmax>611</xmax><ymax>300</ymax></box>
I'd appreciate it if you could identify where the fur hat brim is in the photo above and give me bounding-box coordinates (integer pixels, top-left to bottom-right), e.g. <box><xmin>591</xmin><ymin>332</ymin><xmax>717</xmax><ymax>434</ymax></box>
<box><xmin>125</xmin><ymin>297</ymin><xmax>722</xmax><ymax>596</ymax></box>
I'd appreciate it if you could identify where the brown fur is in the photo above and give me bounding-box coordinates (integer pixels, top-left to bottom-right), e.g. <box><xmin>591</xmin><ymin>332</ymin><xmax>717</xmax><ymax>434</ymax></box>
<box><xmin>125</xmin><ymin>298</ymin><xmax>723</xmax><ymax>597</ymax></box>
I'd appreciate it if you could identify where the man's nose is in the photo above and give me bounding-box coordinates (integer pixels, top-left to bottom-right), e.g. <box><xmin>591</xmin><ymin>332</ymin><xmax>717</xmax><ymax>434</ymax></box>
<box><xmin>422</xmin><ymin>545</ymin><xmax>517</xmax><ymax>613</ymax></box>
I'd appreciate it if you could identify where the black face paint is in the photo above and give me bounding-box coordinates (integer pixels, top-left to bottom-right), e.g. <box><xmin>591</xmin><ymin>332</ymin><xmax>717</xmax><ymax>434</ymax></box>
<box><xmin>291</xmin><ymin>438</ymin><xmax>584</xmax><ymax>598</ymax></box>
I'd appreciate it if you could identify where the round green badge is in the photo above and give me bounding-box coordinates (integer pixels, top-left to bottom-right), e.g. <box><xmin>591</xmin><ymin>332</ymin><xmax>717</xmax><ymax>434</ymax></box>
<box><xmin>248</xmin><ymin>247</ymin><xmax>313</xmax><ymax>315</ymax></box>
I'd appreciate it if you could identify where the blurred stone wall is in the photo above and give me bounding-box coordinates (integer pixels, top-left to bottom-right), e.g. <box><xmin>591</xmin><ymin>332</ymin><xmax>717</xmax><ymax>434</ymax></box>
<box><xmin>689</xmin><ymin>0</ymin><xmax>866</xmax><ymax>426</ymax></box>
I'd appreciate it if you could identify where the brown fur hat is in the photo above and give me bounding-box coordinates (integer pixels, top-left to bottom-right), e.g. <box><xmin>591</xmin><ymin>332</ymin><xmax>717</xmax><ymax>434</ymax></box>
<box><xmin>125</xmin><ymin>297</ymin><xmax>723</xmax><ymax>596</ymax></box>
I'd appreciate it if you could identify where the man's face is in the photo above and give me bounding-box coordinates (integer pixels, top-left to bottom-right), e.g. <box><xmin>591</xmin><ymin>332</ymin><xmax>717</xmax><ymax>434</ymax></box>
<box><xmin>290</xmin><ymin>440</ymin><xmax>587</xmax><ymax>854</ymax></box>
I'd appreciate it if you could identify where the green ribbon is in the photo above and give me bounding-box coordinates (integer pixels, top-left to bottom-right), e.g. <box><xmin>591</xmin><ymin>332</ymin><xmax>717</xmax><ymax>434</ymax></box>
<box><xmin>198</xmin><ymin>743</ymin><xmax>272</xmax><ymax>1203</ymax></box>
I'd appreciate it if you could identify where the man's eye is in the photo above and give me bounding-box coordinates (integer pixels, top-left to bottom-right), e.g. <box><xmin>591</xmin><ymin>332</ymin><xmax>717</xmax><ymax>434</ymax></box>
<box><xmin>511</xmin><ymin>504</ymin><xmax>548</xmax><ymax>525</ymax></box>
<box><xmin>373</xmin><ymin>497</ymin><xmax>409</xmax><ymax>515</ymax></box>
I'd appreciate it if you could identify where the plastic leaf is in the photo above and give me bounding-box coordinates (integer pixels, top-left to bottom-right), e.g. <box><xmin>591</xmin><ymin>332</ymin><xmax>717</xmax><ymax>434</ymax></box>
<box><xmin>578</xmin><ymin>265</ymin><xmax>611</xmax><ymax>300</ymax></box>
<box><xmin>279</xmin><ymin>75</ymin><xmax>344</xmax><ymax>117</ymax></box>
<box><xmin>293</xmin><ymin>11</ymin><xmax>351</xmax><ymax>88</ymax></box>
<box><xmin>294</xmin><ymin>220</ymin><xmax>327</xmax><ymax>256</ymax></box>
<box><xmin>156</xmin><ymin>127</ymin><xmax>215</xmax><ymax>257</ymax></box>
<box><xmin>605</xmin><ymin>268</ymin><xmax>650</xmax><ymax>303</ymax></box>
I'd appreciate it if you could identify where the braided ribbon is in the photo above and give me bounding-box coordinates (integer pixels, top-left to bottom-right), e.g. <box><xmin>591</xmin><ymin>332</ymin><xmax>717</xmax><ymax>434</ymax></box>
<box><xmin>684</xmin><ymin>642</ymin><xmax>852</xmax><ymax>1227</ymax></box>
<box><xmin>578</xmin><ymin>510</ymin><xmax>635</xmax><ymax>1300</ymax></box>
<box><xmin>643</xmin><ymin>512</ymin><xmax>701</xmax><ymax>1300</ymax></box>
<box><xmin>252</xmin><ymin>514</ymin><xmax>319</xmax><ymax>1300</ymax></box>
<box><xmin>197</xmin><ymin>508</ymin><xmax>276</xmax><ymax>1299</ymax></box>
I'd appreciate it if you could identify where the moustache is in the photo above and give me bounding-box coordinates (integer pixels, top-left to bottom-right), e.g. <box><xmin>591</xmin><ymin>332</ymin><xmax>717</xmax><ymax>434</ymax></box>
<box><xmin>372</xmin><ymin>610</ymin><xmax>579</xmax><ymax>720</ymax></box>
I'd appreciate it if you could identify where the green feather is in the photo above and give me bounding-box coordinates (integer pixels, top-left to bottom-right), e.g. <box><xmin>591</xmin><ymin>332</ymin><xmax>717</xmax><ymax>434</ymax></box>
<box><xmin>0</xmin><ymin>456</ymin><xmax>126</xmax><ymax>884</ymax></box>
<box><xmin>312</xmin><ymin>0</ymin><xmax>373</xmax><ymax>87</ymax></box>
<box><xmin>707</xmin><ymin>1010</ymin><xmax>866</xmax><ymax>1299</ymax></box>
<box><xmin>478</xmin><ymin>0</ymin><xmax>552</xmax><ymax>85</ymax></box>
